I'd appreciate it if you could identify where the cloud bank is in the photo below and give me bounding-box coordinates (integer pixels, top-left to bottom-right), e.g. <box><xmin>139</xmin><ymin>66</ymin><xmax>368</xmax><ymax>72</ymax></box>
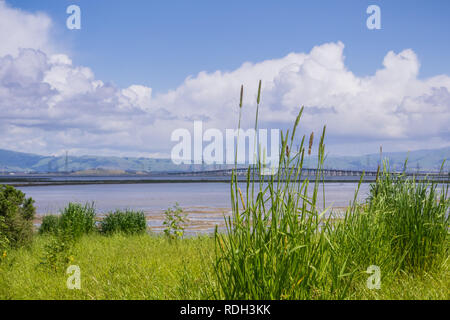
<box><xmin>0</xmin><ymin>1</ymin><xmax>449</xmax><ymax>157</ymax></box>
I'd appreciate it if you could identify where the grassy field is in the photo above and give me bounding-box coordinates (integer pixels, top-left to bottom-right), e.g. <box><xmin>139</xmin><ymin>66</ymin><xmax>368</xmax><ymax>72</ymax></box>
<box><xmin>0</xmin><ymin>232</ymin><xmax>448</xmax><ymax>300</ymax></box>
<box><xmin>0</xmin><ymin>234</ymin><xmax>215</xmax><ymax>300</ymax></box>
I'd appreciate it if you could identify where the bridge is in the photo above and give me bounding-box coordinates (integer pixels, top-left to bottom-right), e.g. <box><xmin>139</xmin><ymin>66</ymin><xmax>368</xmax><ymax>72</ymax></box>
<box><xmin>171</xmin><ymin>167</ymin><xmax>450</xmax><ymax>181</ymax></box>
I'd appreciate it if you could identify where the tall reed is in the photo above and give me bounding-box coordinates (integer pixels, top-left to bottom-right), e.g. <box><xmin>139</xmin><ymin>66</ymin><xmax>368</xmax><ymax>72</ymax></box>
<box><xmin>214</xmin><ymin>83</ymin><xmax>351</xmax><ymax>299</ymax></box>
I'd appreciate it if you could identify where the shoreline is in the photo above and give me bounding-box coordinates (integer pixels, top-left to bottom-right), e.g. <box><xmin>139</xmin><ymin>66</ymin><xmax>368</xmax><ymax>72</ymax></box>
<box><xmin>3</xmin><ymin>175</ymin><xmax>448</xmax><ymax>188</ymax></box>
<box><xmin>33</xmin><ymin>205</ymin><xmax>349</xmax><ymax>234</ymax></box>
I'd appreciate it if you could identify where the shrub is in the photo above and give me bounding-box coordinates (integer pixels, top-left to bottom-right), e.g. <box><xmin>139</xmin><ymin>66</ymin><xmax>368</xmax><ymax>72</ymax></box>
<box><xmin>163</xmin><ymin>203</ymin><xmax>187</xmax><ymax>239</ymax></box>
<box><xmin>38</xmin><ymin>203</ymin><xmax>95</xmax><ymax>271</ymax></box>
<box><xmin>39</xmin><ymin>215</ymin><xmax>61</xmax><ymax>235</ymax></box>
<box><xmin>100</xmin><ymin>210</ymin><xmax>147</xmax><ymax>235</ymax></box>
<box><xmin>40</xmin><ymin>231</ymin><xmax>75</xmax><ymax>272</ymax></box>
<box><xmin>0</xmin><ymin>185</ymin><xmax>36</xmax><ymax>248</ymax></box>
<box><xmin>59</xmin><ymin>203</ymin><xmax>96</xmax><ymax>240</ymax></box>
<box><xmin>0</xmin><ymin>216</ymin><xmax>9</xmax><ymax>251</ymax></box>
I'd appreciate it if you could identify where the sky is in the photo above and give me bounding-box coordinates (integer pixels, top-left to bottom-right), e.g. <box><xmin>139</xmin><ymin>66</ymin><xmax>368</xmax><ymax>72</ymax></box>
<box><xmin>0</xmin><ymin>0</ymin><xmax>449</xmax><ymax>159</ymax></box>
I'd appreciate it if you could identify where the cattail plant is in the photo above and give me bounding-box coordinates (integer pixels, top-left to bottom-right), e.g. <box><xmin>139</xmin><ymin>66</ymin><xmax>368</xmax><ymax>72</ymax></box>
<box><xmin>238</xmin><ymin>188</ymin><xmax>246</xmax><ymax>211</ymax></box>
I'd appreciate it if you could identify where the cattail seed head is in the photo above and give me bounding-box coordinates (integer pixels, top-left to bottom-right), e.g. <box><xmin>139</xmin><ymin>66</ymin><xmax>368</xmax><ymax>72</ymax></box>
<box><xmin>283</xmin><ymin>236</ymin><xmax>288</xmax><ymax>255</ymax></box>
<box><xmin>294</xmin><ymin>107</ymin><xmax>303</xmax><ymax>128</ymax></box>
<box><xmin>239</xmin><ymin>85</ymin><xmax>244</xmax><ymax>108</ymax></box>
<box><xmin>308</xmin><ymin>132</ymin><xmax>314</xmax><ymax>155</ymax></box>
<box><xmin>257</xmin><ymin>80</ymin><xmax>262</xmax><ymax>105</ymax></box>
<box><xmin>219</xmin><ymin>237</ymin><xmax>225</xmax><ymax>251</ymax></box>
<box><xmin>286</xmin><ymin>145</ymin><xmax>290</xmax><ymax>157</ymax></box>
<box><xmin>238</xmin><ymin>188</ymin><xmax>246</xmax><ymax>210</ymax></box>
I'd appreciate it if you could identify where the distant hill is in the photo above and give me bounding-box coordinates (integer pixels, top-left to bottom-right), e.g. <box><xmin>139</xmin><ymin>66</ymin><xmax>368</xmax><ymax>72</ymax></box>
<box><xmin>0</xmin><ymin>147</ymin><xmax>449</xmax><ymax>173</ymax></box>
<box><xmin>0</xmin><ymin>149</ymin><xmax>191</xmax><ymax>173</ymax></box>
<box><xmin>0</xmin><ymin>149</ymin><xmax>47</xmax><ymax>172</ymax></box>
<box><xmin>321</xmin><ymin>147</ymin><xmax>450</xmax><ymax>172</ymax></box>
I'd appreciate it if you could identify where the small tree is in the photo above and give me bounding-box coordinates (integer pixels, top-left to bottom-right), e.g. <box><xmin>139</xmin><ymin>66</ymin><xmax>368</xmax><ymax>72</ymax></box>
<box><xmin>0</xmin><ymin>185</ymin><xmax>36</xmax><ymax>248</ymax></box>
<box><xmin>163</xmin><ymin>203</ymin><xmax>187</xmax><ymax>240</ymax></box>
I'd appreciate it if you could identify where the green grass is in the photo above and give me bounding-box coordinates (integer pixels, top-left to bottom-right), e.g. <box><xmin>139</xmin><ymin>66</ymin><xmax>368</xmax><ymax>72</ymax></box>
<box><xmin>368</xmin><ymin>167</ymin><xmax>449</xmax><ymax>272</ymax></box>
<box><xmin>0</xmin><ymin>233</ymin><xmax>215</xmax><ymax>300</ymax></box>
<box><xmin>352</xmin><ymin>271</ymin><xmax>450</xmax><ymax>300</ymax></box>
<box><xmin>0</xmin><ymin>232</ymin><xmax>447</xmax><ymax>300</ymax></box>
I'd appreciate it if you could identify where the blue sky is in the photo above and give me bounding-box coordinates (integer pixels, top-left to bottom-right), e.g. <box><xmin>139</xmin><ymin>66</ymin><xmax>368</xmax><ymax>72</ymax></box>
<box><xmin>7</xmin><ymin>0</ymin><xmax>450</xmax><ymax>93</ymax></box>
<box><xmin>0</xmin><ymin>0</ymin><xmax>449</xmax><ymax>158</ymax></box>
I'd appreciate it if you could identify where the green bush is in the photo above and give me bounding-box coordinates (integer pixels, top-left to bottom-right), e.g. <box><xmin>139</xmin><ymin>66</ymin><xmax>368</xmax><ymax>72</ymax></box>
<box><xmin>40</xmin><ymin>231</ymin><xmax>75</xmax><ymax>272</ymax></box>
<box><xmin>163</xmin><ymin>203</ymin><xmax>187</xmax><ymax>239</ymax></box>
<box><xmin>100</xmin><ymin>210</ymin><xmax>147</xmax><ymax>235</ymax></box>
<box><xmin>0</xmin><ymin>216</ymin><xmax>9</xmax><ymax>251</ymax></box>
<box><xmin>59</xmin><ymin>203</ymin><xmax>96</xmax><ymax>240</ymax></box>
<box><xmin>39</xmin><ymin>215</ymin><xmax>61</xmax><ymax>235</ymax></box>
<box><xmin>0</xmin><ymin>185</ymin><xmax>35</xmax><ymax>248</ymax></box>
<box><xmin>38</xmin><ymin>204</ymin><xmax>95</xmax><ymax>271</ymax></box>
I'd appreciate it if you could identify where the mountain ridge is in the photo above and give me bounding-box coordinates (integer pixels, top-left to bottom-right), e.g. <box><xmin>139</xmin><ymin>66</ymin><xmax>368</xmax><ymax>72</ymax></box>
<box><xmin>1</xmin><ymin>147</ymin><xmax>449</xmax><ymax>173</ymax></box>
